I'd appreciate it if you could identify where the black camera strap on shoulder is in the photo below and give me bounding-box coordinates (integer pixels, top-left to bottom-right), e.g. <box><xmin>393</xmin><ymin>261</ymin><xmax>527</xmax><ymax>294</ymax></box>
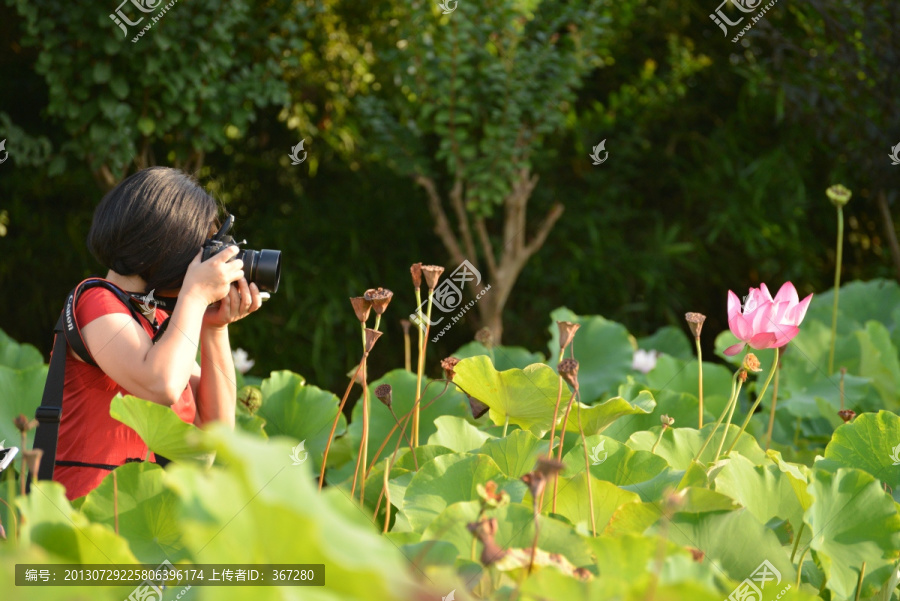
<box><xmin>30</xmin><ymin>278</ymin><xmax>171</xmax><ymax>491</ymax></box>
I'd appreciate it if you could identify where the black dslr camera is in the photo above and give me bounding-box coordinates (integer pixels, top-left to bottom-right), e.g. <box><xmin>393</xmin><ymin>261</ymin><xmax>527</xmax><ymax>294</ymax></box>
<box><xmin>201</xmin><ymin>215</ymin><xmax>282</xmax><ymax>293</ymax></box>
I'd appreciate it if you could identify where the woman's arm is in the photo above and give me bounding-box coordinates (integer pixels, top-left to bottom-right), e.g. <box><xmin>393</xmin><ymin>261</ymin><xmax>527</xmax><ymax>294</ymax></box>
<box><xmin>193</xmin><ymin>325</ymin><xmax>236</xmax><ymax>428</ymax></box>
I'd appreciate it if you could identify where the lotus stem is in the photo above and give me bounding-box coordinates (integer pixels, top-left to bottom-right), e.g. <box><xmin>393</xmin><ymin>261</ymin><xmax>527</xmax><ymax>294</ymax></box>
<box><xmin>382</xmin><ymin>458</ymin><xmax>391</xmax><ymax>534</ymax></box>
<box><xmin>402</xmin><ymin>324</ymin><xmax>411</xmax><ymax>372</ymax></box>
<box><xmin>575</xmin><ymin>394</ymin><xmax>596</xmax><ymax>536</ymax></box>
<box><xmin>351</xmin><ymin>357</ymin><xmax>371</xmax><ymax>503</ymax></box>
<box><xmin>796</xmin><ymin>546</ymin><xmax>810</xmax><ymax>588</ymax></box>
<box><xmin>0</xmin><ymin>496</ymin><xmax>18</xmax><ymax>547</ymax></box>
<box><xmin>839</xmin><ymin>366</ymin><xmax>846</xmax><ymax>410</ymax></box>
<box><xmin>112</xmin><ymin>470</ymin><xmax>120</xmax><ymax>535</ymax></box>
<box><xmin>650</xmin><ymin>427</ymin><xmax>666</xmax><ymax>455</ymax></box>
<box><xmin>714</xmin><ymin>378</ymin><xmax>743</xmax><ymax>462</ymax></box>
<box><xmin>726</xmin><ymin>348</ymin><xmax>780</xmax><ymax>455</ymax></box>
<box><xmin>502</xmin><ymin>415</ymin><xmax>509</xmax><ymax>438</ymax></box>
<box><xmin>791</xmin><ymin>522</ymin><xmax>805</xmax><ymax>562</ymax></box>
<box><xmin>829</xmin><ymin>205</ymin><xmax>844</xmax><ymax>375</ymax></box>
<box><xmin>412</xmin><ymin>289</ymin><xmax>434</xmax><ymax>448</ymax></box>
<box><xmin>553</xmin><ymin>389</ymin><xmax>578</xmax><ymax>513</ymax></box>
<box><xmin>374</xmin><ymin>314</ymin><xmax>381</xmax><ymax>332</ymax></box>
<box><xmin>319</xmin><ymin>354</ymin><xmax>368</xmax><ymax>490</ymax></box>
<box><xmin>540</xmin><ymin>375</ymin><xmax>566</xmax><ymax>512</ymax></box>
<box><xmin>696</xmin><ymin>338</ymin><xmax>704</xmax><ymax>428</ymax></box>
<box><xmin>765</xmin><ymin>365</ymin><xmax>780</xmax><ymax>450</ymax></box>
<box><xmin>695</xmin><ymin>371</ymin><xmax>740</xmax><ymax>462</ymax></box>
<box><xmin>390</xmin><ymin>406</ymin><xmax>417</xmax><ymax>471</ymax></box>
<box><xmin>855</xmin><ymin>562</ymin><xmax>866</xmax><ymax>601</ymax></box>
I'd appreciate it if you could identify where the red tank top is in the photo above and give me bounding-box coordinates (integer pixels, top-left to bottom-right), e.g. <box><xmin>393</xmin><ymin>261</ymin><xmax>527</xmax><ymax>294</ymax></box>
<box><xmin>53</xmin><ymin>282</ymin><xmax>196</xmax><ymax>500</ymax></box>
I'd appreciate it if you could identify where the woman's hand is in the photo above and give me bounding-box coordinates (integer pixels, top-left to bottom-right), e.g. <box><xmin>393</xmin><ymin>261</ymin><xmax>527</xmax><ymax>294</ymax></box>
<box><xmin>181</xmin><ymin>246</ymin><xmax>245</xmax><ymax>306</ymax></box>
<box><xmin>202</xmin><ymin>277</ymin><xmax>263</xmax><ymax>329</ymax></box>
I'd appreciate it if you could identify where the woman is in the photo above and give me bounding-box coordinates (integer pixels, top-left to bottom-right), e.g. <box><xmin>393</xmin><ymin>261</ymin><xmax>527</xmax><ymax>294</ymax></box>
<box><xmin>53</xmin><ymin>167</ymin><xmax>263</xmax><ymax>500</ymax></box>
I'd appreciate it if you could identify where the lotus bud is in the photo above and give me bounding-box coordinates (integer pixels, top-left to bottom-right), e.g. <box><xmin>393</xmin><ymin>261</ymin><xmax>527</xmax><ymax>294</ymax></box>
<box><xmin>738</xmin><ymin>370</ymin><xmax>748</xmax><ymax>383</ymax></box>
<box><xmin>350</xmin><ymin>297</ymin><xmax>372</xmax><ymax>324</ymax></box>
<box><xmin>467</xmin><ymin>394</ymin><xmax>489</xmax><ymax>419</ymax></box>
<box><xmin>441</xmin><ymin>356</ymin><xmax>460</xmax><ymax>380</ymax></box>
<box><xmin>475</xmin><ymin>327</ymin><xmax>494</xmax><ymax>349</ymax></box>
<box><xmin>14</xmin><ymin>414</ymin><xmax>37</xmax><ymax>433</ymax></box>
<box><xmin>689</xmin><ymin>548</ymin><xmax>705</xmax><ymax>562</ymax></box>
<box><xmin>684</xmin><ymin>312</ymin><xmax>706</xmax><ymax>339</ymax></box>
<box><xmin>557</xmin><ymin>321</ymin><xmax>580</xmax><ymax>352</ymax></box>
<box><xmin>364</xmin><ymin>287</ymin><xmax>393</xmax><ymax>315</ymax></box>
<box><xmin>826</xmin><ymin>184</ymin><xmax>852</xmax><ymax>207</ymax></box>
<box><xmin>558</xmin><ymin>358</ymin><xmax>580</xmax><ymax>390</ymax></box>
<box><xmin>410</xmin><ymin>263</ymin><xmax>423</xmax><ymax>289</ymax></box>
<box><xmin>237</xmin><ymin>386</ymin><xmax>263</xmax><ymax>414</ymax></box>
<box><xmin>520</xmin><ymin>472</ymin><xmax>546</xmax><ymax>500</ymax></box>
<box><xmin>421</xmin><ymin>265</ymin><xmax>444</xmax><ymax>290</ymax></box>
<box><xmin>363</xmin><ymin>328</ymin><xmax>383</xmax><ymax>354</ymax></box>
<box><xmin>742</xmin><ymin>353</ymin><xmax>762</xmax><ymax>373</ymax></box>
<box><xmin>476</xmin><ymin>480</ymin><xmax>510</xmax><ymax>508</ymax></box>
<box><xmin>661</xmin><ymin>414</ymin><xmax>675</xmax><ymax>428</ymax></box>
<box><xmin>838</xmin><ymin>409</ymin><xmax>856</xmax><ymax>423</ymax></box>
<box><xmin>374</xmin><ymin>383</ymin><xmax>392</xmax><ymax>409</ymax></box>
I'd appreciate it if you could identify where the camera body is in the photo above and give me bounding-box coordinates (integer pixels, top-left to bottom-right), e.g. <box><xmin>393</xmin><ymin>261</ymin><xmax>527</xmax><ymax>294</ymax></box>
<box><xmin>201</xmin><ymin>215</ymin><xmax>282</xmax><ymax>293</ymax></box>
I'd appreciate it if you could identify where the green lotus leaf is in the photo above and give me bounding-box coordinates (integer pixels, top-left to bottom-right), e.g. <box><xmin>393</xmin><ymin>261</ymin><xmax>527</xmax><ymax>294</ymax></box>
<box><xmin>0</xmin><ymin>363</ymin><xmax>48</xmax><ymax>450</ymax></box>
<box><xmin>767</xmin><ymin>449</ymin><xmax>815</xmax><ymax>511</ymax></box>
<box><xmin>822</xmin><ymin>410</ymin><xmax>900</xmax><ymax>491</ymax></box>
<box><xmin>675</xmin><ymin>487</ymin><xmax>742</xmax><ymax>513</ymax></box>
<box><xmin>645</xmin><ymin>354</ymin><xmax>735</xmax><ymax>416</ymax></box>
<box><xmin>16</xmin><ymin>481</ymin><xmax>138</xmax><ymax>563</ymax></box>
<box><xmin>561</xmin><ymin>390</ymin><xmax>656</xmax><ymax>435</ymax></box>
<box><xmin>478</xmin><ymin>429</ymin><xmax>550</xmax><ymax>479</ymax></box>
<box><xmin>80</xmin><ymin>462</ymin><xmax>185</xmax><ymax>564</ymax></box>
<box><xmin>451</xmin><ymin>340</ymin><xmax>546</xmax><ymax>370</ymax></box>
<box><xmin>453</xmin><ymin>355</ymin><xmax>560</xmax><ymax>436</ymax></box>
<box><xmin>805</xmin><ymin>279</ymin><xmax>900</xmax><ymax>336</ymax></box>
<box><xmin>541</xmin><ymin>472</ymin><xmax>642</xmax><ymax>533</ymax></box>
<box><xmin>805</xmin><ymin>467</ymin><xmax>900</xmax><ymax>599</ymax></box>
<box><xmin>427</xmin><ymin>415</ymin><xmax>492</xmax><ymax>452</ymax></box>
<box><xmin>401</xmin><ymin>453</ymin><xmax>509</xmax><ymax>532</ymax></box>
<box><xmin>0</xmin><ymin>328</ymin><xmax>45</xmax><ymax>369</ymax></box>
<box><xmin>627</xmin><ymin>423</ymin><xmax>768</xmax><ymax>469</ymax></box>
<box><xmin>637</xmin><ymin>325</ymin><xmax>693</xmax><ymax>361</ymax></box>
<box><xmin>546</xmin><ymin>307</ymin><xmax>634</xmax><ymax>402</ymax></box>
<box><xmin>109</xmin><ymin>395</ymin><xmax>214</xmax><ymax>465</ymax></box>
<box><xmin>602</xmin><ymin>502</ymin><xmax>665</xmax><ymax>537</ymax></box>
<box><xmin>257</xmin><ymin>370</ymin><xmax>345</xmax><ymax>468</ymax></box>
<box><xmin>561</xmin><ymin>434</ymin><xmax>669</xmax><ymax>492</ymax></box>
<box><xmin>603</xmin><ymin>382</ymin><xmax>721</xmax><ymax>442</ymax></box>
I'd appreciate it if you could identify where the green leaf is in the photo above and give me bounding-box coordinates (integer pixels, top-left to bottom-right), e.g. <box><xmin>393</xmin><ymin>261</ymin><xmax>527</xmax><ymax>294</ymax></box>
<box><xmin>562</xmin><ymin>390</ymin><xmax>656</xmax><ymax>435</ymax></box>
<box><xmin>108</xmin><ymin>395</ymin><xmax>213</xmax><ymax>465</ymax></box>
<box><xmin>478</xmin><ymin>429</ymin><xmax>549</xmax><ymax>479</ymax></box>
<box><xmin>136</xmin><ymin>116</ymin><xmax>155</xmax><ymax>136</ymax></box>
<box><xmin>645</xmin><ymin>354</ymin><xmax>735</xmax><ymax>416</ymax></box>
<box><xmin>0</xmin><ymin>364</ymin><xmax>48</xmax><ymax>449</ymax></box>
<box><xmin>426</xmin><ymin>415</ymin><xmax>491</xmax><ymax>452</ymax></box>
<box><xmin>451</xmin><ymin>340</ymin><xmax>545</xmax><ymax>370</ymax></box>
<box><xmin>92</xmin><ymin>62</ymin><xmax>111</xmax><ymax>84</ymax></box>
<box><xmin>805</xmin><ymin>468</ymin><xmax>900</xmax><ymax>598</ymax></box>
<box><xmin>257</xmin><ymin>370</ymin><xmax>345</xmax><ymax>470</ymax></box>
<box><xmin>822</xmin><ymin>410</ymin><xmax>900</xmax><ymax>490</ymax></box>
<box><xmin>547</xmin><ymin>307</ymin><xmax>633</xmax><ymax>401</ymax></box>
<box><xmin>544</xmin><ymin>472</ymin><xmax>642</xmax><ymax>533</ymax></box>
<box><xmin>109</xmin><ymin>76</ymin><xmax>129</xmax><ymax>99</ymax></box>
<box><xmin>628</xmin><ymin>423</ymin><xmax>768</xmax><ymax>469</ymax></box>
<box><xmin>453</xmin><ymin>355</ymin><xmax>559</xmax><ymax>436</ymax></box>
<box><xmin>0</xmin><ymin>328</ymin><xmax>45</xmax><ymax>369</ymax></box>
<box><xmin>637</xmin><ymin>325</ymin><xmax>693</xmax><ymax>361</ymax></box>
<box><xmin>80</xmin><ymin>462</ymin><xmax>185</xmax><ymax>563</ymax></box>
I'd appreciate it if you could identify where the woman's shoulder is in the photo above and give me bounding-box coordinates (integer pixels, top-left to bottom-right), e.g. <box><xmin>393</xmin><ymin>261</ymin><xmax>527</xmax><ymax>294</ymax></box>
<box><xmin>74</xmin><ymin>281</ymin><xmax>135</xmax><ymax>328</ymax></box>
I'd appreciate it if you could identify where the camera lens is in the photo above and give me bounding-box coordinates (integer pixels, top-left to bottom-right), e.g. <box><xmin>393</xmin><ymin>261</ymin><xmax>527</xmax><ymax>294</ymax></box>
<box><xmin>237</xmin><ymin>249</ymin><xmax>281</xmax><ymax>293</ymax></box>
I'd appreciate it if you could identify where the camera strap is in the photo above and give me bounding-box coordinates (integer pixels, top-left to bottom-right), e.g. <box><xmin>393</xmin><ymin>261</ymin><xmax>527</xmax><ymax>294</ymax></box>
<box><xmin>30</xmin><ymin>278</ymin><xmax>170</xmax><ymax>490</ymax></box>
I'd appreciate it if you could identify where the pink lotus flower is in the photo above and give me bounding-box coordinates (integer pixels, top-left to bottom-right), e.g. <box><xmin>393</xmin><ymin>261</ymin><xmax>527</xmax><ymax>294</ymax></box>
<box><xmin>725</xmin><ymin>282</ymin><xmax>812</xmax><ymax>356</ymax></box>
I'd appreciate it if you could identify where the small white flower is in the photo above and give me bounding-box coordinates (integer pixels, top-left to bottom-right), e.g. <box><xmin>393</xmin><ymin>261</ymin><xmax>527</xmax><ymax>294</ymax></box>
<box><xmin>232</xmin><ymin>348</ymin><xmax>255</xmax><ymax>374</ymax></box>
<box><xmin>632</xmin><ymin>349</ymin><xmax>659</xmax><ymax>374</ymax></box>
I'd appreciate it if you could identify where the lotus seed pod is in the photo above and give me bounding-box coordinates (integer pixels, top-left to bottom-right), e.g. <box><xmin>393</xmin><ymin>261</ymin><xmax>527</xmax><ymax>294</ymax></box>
<box><xmin>410</xmin><ymin>263</ymin><xmax>423</xmax><ymax>289</ymax></box>
<box><xmin>467</xmin><ymin>394</ymin><xmax>489</xmax><ymax>419</ymax></box>
<box><xmin>558</xmin><ymin>358</ymin><xmax>580</xmax><ymax>390</ymax></box>
<box><xmin>238</xmin><ymin>386</ymin><xmax>263</xmax><ymax>414</ymax></box>
<box><xmin>349</xmin><ymin>297</ymin><xmax>372</xmax><ymax>324</ymax></box>
<box><xmin>826</xmin><ymin>184</ymin><xmax>852</xmax><ymax>207</ymax></box>
<box><xmin>364</xmin><ymin>287</ymin><xmax>393</xmax><ymax>315</ymax></box>
<box><xmin>421</xmin><ymin>265</ymin><xmax>445</xmax><ymax>290</ymax></box>
<box><xmin>374</xmin><ymin>383</ymin><xmax>393</xmax><ymax>408</ymax></box>
<box><xmin>441</xmin><ymin>357</ymin><xmax>460</xmax><ymax>380</ymax></box>
<box><xmin>364</xmin><ymin>328</ymin><xmax>383</xmax><ymax>353</ymax></box>
<box><xmin>557</xmin><ymin>321</ymin><xmax>580</xmax><ymax>352</ymax></box>
<box><xmin>684</xmin><ymin>312</ymin><xmax>706</xmax><ymax>339</ymax></box>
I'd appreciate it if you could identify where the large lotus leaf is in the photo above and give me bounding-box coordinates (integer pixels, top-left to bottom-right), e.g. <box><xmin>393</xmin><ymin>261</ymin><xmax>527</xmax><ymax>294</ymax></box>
<box><xmin>420</xmin><ymin>500</ymin><xmax>593</xmax><ymax>568</ymax></box>
<box><xmin>542</xmin><ymin>472</ymin><xmax>642</xmax><ymax>532</ymax></box>
<box><xmin>767</xmin><ymin>450</ymin><xmax>815</xmax><ymax>511</ymax></box>
<box><xmin>163</xmin><ymin>426</ymin><xmax>418</xmax><ymax>601</ymax></box>
<box><xmin>427</xmin><ymin>415</ymin><xmax>491</xmax><ymax>452</ymax></box>
<box><xmin>0</xmin><ymin>363</ymin><xmax>47</xmax><ymax>450</ymax></box>
<box><xmin>109</xmin><ymin>395</ymin><xmax>213</xmax><ymax>465</ymax></box>
<box><xmin>851</xmin><ymin>321</ymin><xmax>900</xmax><ymax>406</ymax></box>
<box><xmin>675</xmin><ymin>487</ymin><xmax>742</xmax><ymax>513</ymax></box>
<box><xmin>0</xmin><ymin>328</ymin><xmax>45</xmax><ymax>369</ymax></box>
<box><xmin>80</xmin><ymin>462</ymin><xmax>185</xmax><ymax>564</ymax></box>
<box><xmin>453</xmin><ymin>355</ymin><xmax>560</xmax><ymax>436</ymax></box>
<box><xmin>16</xmin><ymin>481</ymin><xmax>139</xmax><ymax>563</ymax></box>
<box><xmin>547</xmin><ymin>307</ymin><xmax>634</xmax><ymax>401</ymax></box>
<box><xmin>637</xmin><ymin>325</ymin><xmax>694</xmax><ymax>361</ymax></box>
<box><xmin>713</xmin><ymin>454</ymin><xmax>806</xmax><ymax>537</ymax></box>
<box><xmin>780</xmin><ymin>372</ymin><xmax>873</xmax><ymax>419</ymax></box>
<box><xmin>451</xmin><ymin>340</ymin><xmax>546</xmax><ymax>370</ymax></box>
<box><xmin>667</xmin><ymin>509</ymin><xmax>794</xmax><ymax>586</ymax></box>
<box><xmin>562</xmin><ymin>389</ymin><xmax>656</xmax><ymax>436</ymax></box>
<box><xmin>822</xmin><ymin>410</ymin><xmax>900</xmax><ymax>491</ymax></box>
<box><xmin>520</xmin><ymin>569</ymin><xmax>728</xmax><ymax>601</ymax></box>
<box><xmin>402</xmin><ymin>452</ymin><xmax>508</xmax><ymax>532</ymax></box>
<box><xmin>603</xmin><ymin>502</ymin><xmax>664</xmax><ymax>536</ymax></box>
<box><xmin>477</xmin><ymin>429</ymin><xmax>549</xmax><ymax>479</ymax></box>
<box><xmin>805</xmin><ymin>279</ymin><xmax>900</xmax><ymax>336</ymax></box>
<box><xmin>348</xmin><ymin>368</ymin><xmax>469</xmax><ymax>465</ymax></box>
<box><xmin>627</xmin><ymin>423</ymin><xmax>768</xmax><ymax>469</ymax></box>
<box><xmin>645</xmin><ymin>354</ymin><xmax>735</xmax><ymax>415</ymax></box>
<box><xmin>258</xmin><ymin>370</ymin><xmax>345</xmax><ymax>468</ymax></box>
<box><xmin>561</xmin><ymin>434</ymin><xmax>669</xmax><ymax>491</ymax></box>
<box><xmin>603</xmin><ymin>382</ymin><xmax>719</xmax><ymax>442</ymax></box>
<box><xmin>805</xmin><ymin>467</ymin><xmax>900</xmax><ymax>599</ymax></box>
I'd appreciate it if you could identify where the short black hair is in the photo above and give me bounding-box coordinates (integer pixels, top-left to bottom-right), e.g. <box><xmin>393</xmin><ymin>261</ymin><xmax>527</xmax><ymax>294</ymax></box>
<box><xmin>87</xmin><ymin>167</ymin><xmax>221</xmax><ymax>292</ymax></box>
